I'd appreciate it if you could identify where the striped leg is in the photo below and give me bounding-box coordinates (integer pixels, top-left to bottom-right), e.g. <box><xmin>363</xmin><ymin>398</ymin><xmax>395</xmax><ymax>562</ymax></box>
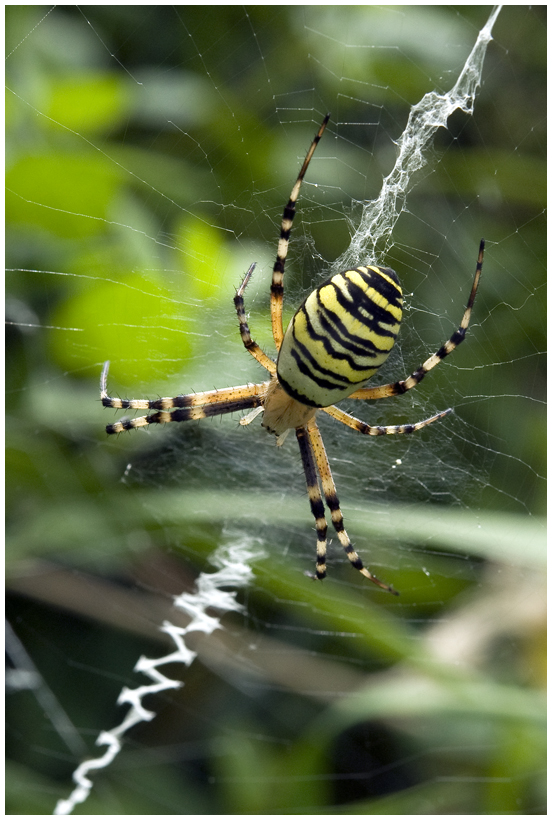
<box><xmin>306</xmin><ymin>417</ymin><xmax>398</xmax><ymax>594</ymax></box>
<box><xmin>322</xmin><ymin>403</ymin><xmax>452</xmax><ymax>435</ymax></box>
<box><xmin>101</xmin><ymin>362</ymin><xmax>269</xmax><ymax>434</ymax></box>
<box><xmin>349</xmin><ymin>239</ymin><xmax>485</xmax><ymax>403</ymax></box>
<box><xmin>296</xmin><ymin>425</ymin><xmax>328</xmax><ymax>580</ymax></box>
<box><xmin>234</xmin><ymin>264</ymin><xmax>276</xmax><ymax>374</ymax></box>
<box><xmin>271</xmin><ymin>114</ymin><xmax>330</xmax><ymax>350</ymax></box>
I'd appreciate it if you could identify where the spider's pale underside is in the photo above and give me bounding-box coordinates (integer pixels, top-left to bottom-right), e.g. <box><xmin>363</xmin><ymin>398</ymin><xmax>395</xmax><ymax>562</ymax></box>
<box><xmin>102</xmin><ymin>115</ymin><xmax>484</xmax><ymax>594</ymax></box>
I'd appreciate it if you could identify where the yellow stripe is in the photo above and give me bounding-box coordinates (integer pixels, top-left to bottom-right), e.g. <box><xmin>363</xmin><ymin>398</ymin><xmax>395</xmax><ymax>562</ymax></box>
<box><xmin>319</xmin><ymin>284</ymin><xmax>398</xmax><ymax>355</ymax></box>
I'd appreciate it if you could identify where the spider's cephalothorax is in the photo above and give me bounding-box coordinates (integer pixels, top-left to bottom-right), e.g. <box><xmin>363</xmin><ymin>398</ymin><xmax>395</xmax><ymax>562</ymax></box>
<box><xmin>102</xmin><ymin>114</ymin><xmax>484</xmax><ymax>595</ymax></box>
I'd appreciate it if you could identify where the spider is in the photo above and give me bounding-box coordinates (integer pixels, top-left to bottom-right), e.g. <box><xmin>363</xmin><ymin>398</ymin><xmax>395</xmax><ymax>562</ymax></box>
<box><xmin>101</xmin><ymin>114</ymin><xmax>484</xmax><ymax>595</ymax></box>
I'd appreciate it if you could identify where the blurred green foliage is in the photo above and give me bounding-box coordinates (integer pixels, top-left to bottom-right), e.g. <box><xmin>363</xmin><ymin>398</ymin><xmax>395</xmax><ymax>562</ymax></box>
<box><xmin>6</xmin><ymin>6</ymin><xmax>545</xmax><ymax>815</ymax></box>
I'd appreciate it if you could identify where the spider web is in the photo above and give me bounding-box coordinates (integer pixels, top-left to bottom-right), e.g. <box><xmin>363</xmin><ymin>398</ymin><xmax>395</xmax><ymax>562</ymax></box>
<box><xmin>6</xmin><ymin>6</ymin><xmax>545</xmax><ymax>815</ymax></box>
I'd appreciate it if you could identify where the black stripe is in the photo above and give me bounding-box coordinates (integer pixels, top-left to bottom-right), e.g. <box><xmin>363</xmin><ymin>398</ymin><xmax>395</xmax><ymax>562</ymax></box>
<box><xmin>375</xmin><ymin>266</ymin><xmax>401</xmax><ymax>287</ymax></box>
<box><xmin>357</xmin><ymin>266</ymin><xmax>402</xmax><ymax>302</ymax></box>
<box><xmin>300</xmin><ymin>303</ymin><xmax>381</xmax><ymax>374</ymax></box>
<box><xmin>314</xmin><ymin>296</ymin><xmax>389</xmax><ymax>360</ymax></box>
<box><xmin>325</xmin><ymin>274</ymin><xmax>400</xmax><ymax>340</ymax></box>
<box><xmin>278</xmin><ymin>353</ymin><xmax>347</xmax><ymax>406</ymax></box>
<box><xmin>282</xmin><ymin>202</ymin><xmax>295</xmax><ymax>223</ymax></box>
<box><xmin>278</xmin><ymin>368</ymin><xmax>331</xmax><ymax>407</ymax></box>
<box><xmin>102</xmin><ymin>397</ymin><xmax>128</xmax><ymax>408</ymax></box>
<box><xmin>291</xmin><ymin>334</ymin><xmax>354</xmax><ymax>387</ymax></box>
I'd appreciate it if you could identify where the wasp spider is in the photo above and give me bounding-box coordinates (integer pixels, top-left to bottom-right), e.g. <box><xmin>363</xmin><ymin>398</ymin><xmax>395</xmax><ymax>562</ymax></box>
<box><xmin>102</xmin><ymin>114</ymin><xmax>484</xmax><ymax>595</ymax></box>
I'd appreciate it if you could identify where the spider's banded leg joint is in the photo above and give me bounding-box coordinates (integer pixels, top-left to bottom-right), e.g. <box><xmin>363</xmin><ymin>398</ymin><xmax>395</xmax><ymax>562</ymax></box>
<box><xmin>313</xmin><ymin>505</ymin><xmax>328</xmax><ymax>581</ymax></box>
<box><xmin>438</xmin><ymin>329</ymin><xmax>466</xmax><ymax>357</ymax></box>
<box><xmin>281</xmin><ymin>205</ymin><xmax>295</xmax><ymax>231</ymax></box>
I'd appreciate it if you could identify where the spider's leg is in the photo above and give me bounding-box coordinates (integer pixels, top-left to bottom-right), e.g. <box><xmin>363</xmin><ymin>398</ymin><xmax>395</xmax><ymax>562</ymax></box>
<box><xmin>104</xmin><ymin>389</ymin><xmax>267</xmax><ymax>434</ymax></box>
<box><xmin>305</xmin><ymin>417</ymin><xmax>398</xmax><ymax>594</ymax></box>
<box><xmin>271</xmin><ymin>114</ymin><xmax>330</xmax><ymax>350</ymax></box>
<box><xmin>349</xmin><ymin>239</ymin><xmax>485</xmax><ymax>402</ymax></box>
<box><xmin>296</xmin><ymin>424</ymin><xmax>328</xmax><ymax>580</ymax></box>
<box><xmin>322</xmin><ymin>403</ymin><xmax>452</xmax><ymax>435</ymax></box>
<box><xmin>234</xmin><ymin>264</ymin><xmax>276</xmax><ymax>374</ymax></box>
<box><xmin>101</xmin><ymin>363</ymin><xmax>269</xmax><ymax>434</ymax></box>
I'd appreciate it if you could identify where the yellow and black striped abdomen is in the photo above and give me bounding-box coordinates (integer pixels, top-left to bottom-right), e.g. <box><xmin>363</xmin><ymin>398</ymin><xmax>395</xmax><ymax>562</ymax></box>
<box><xmin>277</xmin><ymin>265</ymin><xmax>403</xmax><ymax>408</ymax></box>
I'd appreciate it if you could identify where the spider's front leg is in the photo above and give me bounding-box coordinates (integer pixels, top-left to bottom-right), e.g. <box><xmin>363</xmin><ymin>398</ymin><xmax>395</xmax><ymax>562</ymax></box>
<box><xmin>298</xmin><ymin>417</ymin><xmax>399</xmax><ymax>595</ymax></box>
<box><xmin>295</xmin><ymin>425</ymin><xmax>329</xmax><ymax>580</ymax></box>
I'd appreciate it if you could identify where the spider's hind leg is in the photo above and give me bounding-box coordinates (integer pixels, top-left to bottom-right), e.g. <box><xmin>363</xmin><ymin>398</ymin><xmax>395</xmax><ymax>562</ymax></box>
<box><xmin>270</xmin><ymin>114</ymin><xmax>330</xmax><ymax>350</ymax></box>
<box><xmin>234</xmin><ymin>264</ymin><xmax>276</xmax><ymax>374</ymax></box>
<box><xmin>348</xmin><ymin>239</ymin><xmax>485</xmax><ymax>403</ymax></box>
